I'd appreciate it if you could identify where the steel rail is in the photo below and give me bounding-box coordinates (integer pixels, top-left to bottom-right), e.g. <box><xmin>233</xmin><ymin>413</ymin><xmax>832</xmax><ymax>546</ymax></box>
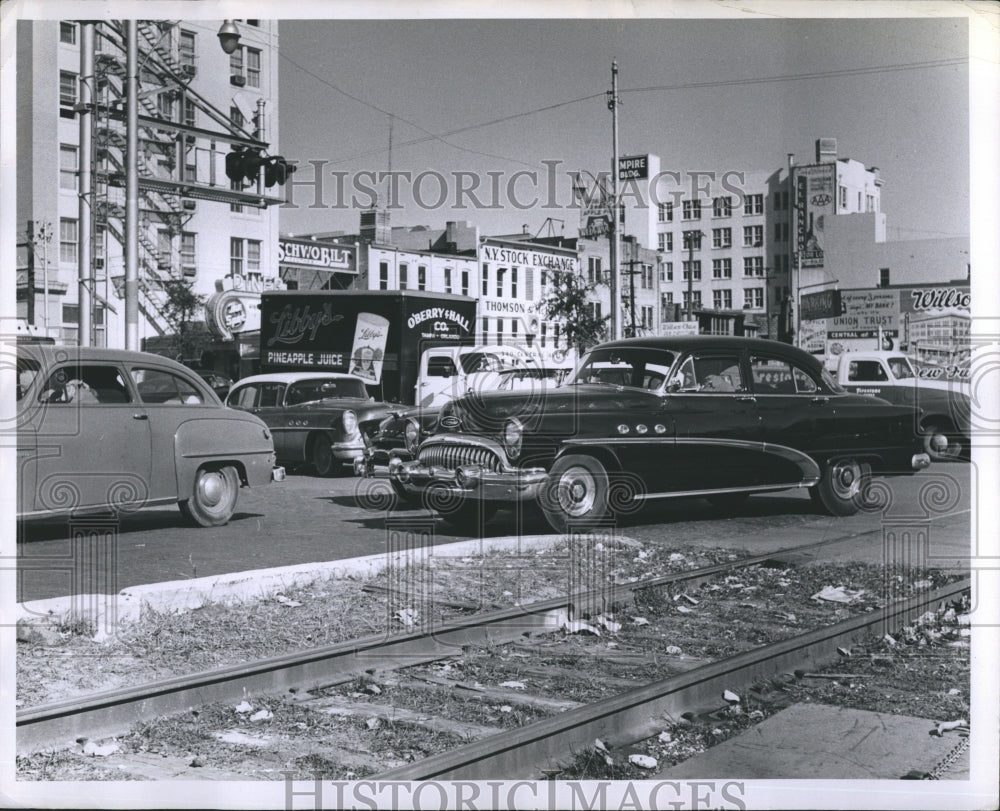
<box><xmin>15</xmin><ymin>534</ymin><xmax>956</xmax><ymax>754</ymax></box>
<box><xmin>375</xmin><ymin>578</ymin><xmax>970</xmax><ymax>780</ymax></box>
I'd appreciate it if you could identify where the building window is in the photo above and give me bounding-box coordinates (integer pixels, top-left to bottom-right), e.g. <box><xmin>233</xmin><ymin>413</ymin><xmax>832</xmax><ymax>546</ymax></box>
<box><xmin>742</xmin><ymin>225</ymin><xmax>763</xmax><ymax>247</ymax></box>
<box><xmin>180</xmin><ymin>232</ymin><xmax>196</xmax><ymax>277</ymax></box>
<box><xmin>229</xmin><ymin>47</ymin><xmax>244</xmax><ymax>79</ymax></box>
<box><xmin>497</xmin><ymin>318</ymin><xmax>504</xmax><ymax>342</ymax></box>
<box><xmin>662</xmin><ymin>232</ymin><xmax>673</xmax><ymax>252</ymax></box>
<box><xmin>379</xmin><ymin>261</ymin><xmax>389</xmax><ymax>290</ymax></box>
<box><xmin>157</xmin><ymin>229</ymin><xmax>172</xmax><ymax>269</ymax></box>
<box><xmin>157</xmin><ymin>92</ymin><xmax>175</xmax><ymax>122</ymax></box>
<box><xmin>245</xmin><ymin>48</ymin><xmax>262</xmax><ymax>88</ymax></box>
<box><xmin>417</xmin><ymin>265</ymin><xmax>427</xmax><ymax>291</ymax></box>
<box><xmin>712</xmin><ymin>258</ymin><xmax>732</xmax><ymax>279</ymax></box>
<box><xmin>711</xmin><ymin>228</ymin><xmax>731</xmax><ymax>249</ymax></box>
<box><xmin>510</xmin><ymin>268</ymin><xmax>518</xmax><ymax>298</ymax></box>
<box><xmin>744</xmin><ymin>194</ymin><xmax>763</xmax><ymax>215</ymax></box>
<box><xmin>183</xmin><ymin>137</ymin><xmax>197</xmax><ymax>182</ymax></box>
<box><xmin>867</xmin><ymin>194</ymin><xmax>876</xmax><ymax>213</ymax></box>
<box><xmin>658</xmin><ymin>202</ymin><xmax>673</xmax><ymax>222</ymax></box>
<box><xmin>399</xmin><ymin>262</ymin><xmax>408</xmax><ymax>289</ymax></box>
<box><xmin>59</xmin><ymin>144</ymin><xmax>78</xmax><ymax>191</ymax></box>
<box><xmin>59</xmin><ymin>71</ymin><xmax>77</xmax><ymax>112</ymax></box>
<box><xmin>481</xmin><ymin>265</ymin><xmax>489</xmax><ymax>296</ymax></box>
<box><xmin>743</xmin><ymin>256</ymin><xmax>764</xmax><ymax>277</ymax></box>
<box><xmin>681</xmin><ymin>200</ymin><xmax>701</xmax><ymax>220</ymax></box>
<box><xmin>247</xmin><ymin>239</ymin><xmax>261</xmax><ymax>273</ymax></box>
<box><xmin>496</xmin><ymin>268</ymin><xmax>505</xmax><ymax>298</ymax></box>
<box><xmin>230</xmin><ymin>104</ymin><xmax>245</xmax><ymax>131</ymax></box>
<box><xmin>682</xmin><ymin>230</ymin><xmax>702</xmax><ymax>251</ymax></box>
<box><xmin>591</xmin><ymin>301</ymin><xmax>603</xmax><ymax>322</ymax></box>
<box><xmin>879</xmin><ymin>267</ymin><xmax>890</xmax><ymax>288</ymax></box>
<box><xmin>682</xmin><ymin>260</ymin><xmax>701</xmax><ymax>281</ymax></box>
<box><xmin>657</xmin><ymin>233</ymin><xmax>666</xmax><ymax>252</ymax></box>
<box><xmin>641</xmin><ymin>264</ymin><xmax>653</xmax><ymax>289</ymax></box>
<box><xmin>461</xmin><ymin>268</ymin><xmax>469</xmax><ymax>296</ymax></box>
<box><xmin>662</xmin><ymin>261</ymin><xmax>673</xmax><ymax>282</ymax></box>
<box><xmin>230</xmin><ymin>237</ymin><xmax>244</xmax><ymax>276</ymax></box>
<box><xmin>60</xmin><ymin>22</ymin><xmax>76</xmax><ymax>44</ymax></box>
<box><xmin>682</xmin><ymin>290</ymin><xmax>702</xmax><ymax>310</ymax></box>
<box><xmin>661</xmin><ymin>291</ymin><xmax>674</xmax><ymax>307</ymax></box>
<box><xmin>59</xmin><ymin>218</ymin><xmax>78</xmax><ymax>264</ymax></box>
<box><xmin>712</xmin><ymin>196</ymin><xmax>732</xmax><ymax>218</ymax></box>
<box><xmin>743</xmin><ymin>288</ymin><xmax>764</xmax><ymax>309</ymax></box>
<box><xmin>230</xmin><ymin>178</ymin><xmax>245</xmax><ymax>213</ymax></box>
<box><xmin>838</xmin><ymin>185</ymin><xmax>848</xmax><ymax>209</ymax></box>
<box><xmin>588</xmin><ymin>256</ymin><xmax>602</xmax><ymax>284</ymax></box>
<box><xmin>179</xmin><ymin>30</ymin><xmax>196</xmax><ymax>70</ymax></box>
<box><xmin>444</xmin><ymin>267</ymin><xmax>453</xmax><ymax>294</ymax></box>
<box><xmin>184</xmin><ymin>98</ymin><xmax>197</xmax><ymax>128</ymax></box>
<box><xmin>713</xmin><ymin>289</ymin><xmax>733</xmax><ymax>310</ymax></box>
<box><xmin>481</xmin><ymin>317</ymin><xmax>489</xmax><ymax>341</ymax></box>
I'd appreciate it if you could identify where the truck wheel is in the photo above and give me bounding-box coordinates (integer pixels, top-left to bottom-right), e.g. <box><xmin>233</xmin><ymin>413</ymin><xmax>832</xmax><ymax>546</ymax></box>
<box><xmin>922</xmin><ymin>422</ymin><xmax>963</xmax><ymax>461</ymax></box>
<box><xmin>812</xmin><ymin>458</ymin><xmax>870</xmax><ymax>517</ymax></box>
<box><xmin>179</xmin><ymin>465</ymin><xmax>239</xmax><ymax>527</ymax></box>
<box><xmin>309</xmin><ymin>433</ymin><xmax>338</xmax><ymax>477</ymax></box>
<box><xmin>540</xmin><ymin>454</ymin><xmax>610</xmax><ymax>533</ymax></box>
<box><xmin>440</xmin><ymin>499</ymin><xmax>498</xmax><ymax>533</ymax></box>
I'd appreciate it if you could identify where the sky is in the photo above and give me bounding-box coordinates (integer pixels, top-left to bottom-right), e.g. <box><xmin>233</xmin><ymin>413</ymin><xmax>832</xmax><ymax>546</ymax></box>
<box><xmin>276</xmin><ymin>13</ymin><xmax>971</xmax><ymax>243</ymax></box>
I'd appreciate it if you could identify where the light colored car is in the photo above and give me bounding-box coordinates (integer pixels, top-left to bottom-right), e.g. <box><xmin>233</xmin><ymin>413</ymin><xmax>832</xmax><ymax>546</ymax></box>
<box><xmin>225</xmin><ymin>372</ymin><xmax>393</xmax><ymax>476</ymax></box>
<box><xmin>16</xmin><ymin>346</ymin><xmax>281</xmax><ymax>527</ymax></box>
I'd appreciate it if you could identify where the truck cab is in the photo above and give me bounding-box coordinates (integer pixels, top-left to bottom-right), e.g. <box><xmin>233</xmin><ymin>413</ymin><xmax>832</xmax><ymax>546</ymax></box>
<box><xmin>416</xmin><ymin>344</ymin><xmax>533</xmax><ymax>407</ymax></box>
<box><xmin>832</xmin><ymin>351</ymin><xmax>970</xmax><ymax>460</ymax></box>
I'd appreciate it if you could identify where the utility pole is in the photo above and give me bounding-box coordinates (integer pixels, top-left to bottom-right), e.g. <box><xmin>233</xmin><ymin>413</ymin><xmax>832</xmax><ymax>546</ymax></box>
<box><xmin>685</xmin><ymin>230</ymin><xmax>701</xmax><ymax>322</ymax></box>
<box><xmin>622</xmin><ymin>257</ymin><xmax>640</xmax><ymax>338</ymax></box>
<box><xmin>78</xmin><ymin>22</ymin><xmax>94</xmax><ymax>347</ymax></box>
<box><xmin>607</xmin><ymin>60</ymin><xmax>621</xmax><ymax>341</ymax></box>
<box><xmin>35</xmin><ymin>222</ymin><xmax>53</xmax><ymax>336</ymax></box>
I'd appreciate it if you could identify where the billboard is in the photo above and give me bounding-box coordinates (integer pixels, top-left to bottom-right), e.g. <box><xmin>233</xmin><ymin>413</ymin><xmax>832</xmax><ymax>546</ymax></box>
<box><xmin>793</xmin><ymin>164</ymin><xmax>835</xmax><ymax>269</ymax></box>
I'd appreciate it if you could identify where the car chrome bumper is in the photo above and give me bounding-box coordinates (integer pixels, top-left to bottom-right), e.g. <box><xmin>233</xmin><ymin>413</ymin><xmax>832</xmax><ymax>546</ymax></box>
<box><xmin>390</xmin><ymin>459</ymin><xmax>548</xmax><ymax>502</ymax></box>
<box><xmin>911</xmin><ymin>452</ymin><xmax>931</xmax><ymax>470</ymax></box>
<box><xmin>331</xmin><ymin>438</ymin><xmax>365</xmax><ymax>462</ymax></box>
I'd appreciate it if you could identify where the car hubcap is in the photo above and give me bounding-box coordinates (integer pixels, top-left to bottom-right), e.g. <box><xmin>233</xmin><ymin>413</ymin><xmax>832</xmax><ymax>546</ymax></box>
<box><xmin>559</xmin><ymin>467</ymin><xmax>595</xmax><ymax>517</ymax></box>
<box><xmin>199</xmin><ymin>472</ymin><xmax>224</xmax><ymax>507</ymax></box>
<box><xmin>832</xmin><ymin>461</ymin><xmax>860</xmax><ymax>499</ymax></box>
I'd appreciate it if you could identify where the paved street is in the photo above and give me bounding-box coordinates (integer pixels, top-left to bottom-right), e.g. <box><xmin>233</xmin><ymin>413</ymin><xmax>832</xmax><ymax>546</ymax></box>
<box><xmin>16</xmin><ymin>462</ymin><xmax>973</xmax><ymax>603</ymax></box>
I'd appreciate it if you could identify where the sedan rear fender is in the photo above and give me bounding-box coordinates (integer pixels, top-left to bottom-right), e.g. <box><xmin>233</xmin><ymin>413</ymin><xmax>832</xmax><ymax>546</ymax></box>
<box><xmin>174</xmin><ymin>416</ymin><xmax>276</xmax><ymax>493</ymax></box>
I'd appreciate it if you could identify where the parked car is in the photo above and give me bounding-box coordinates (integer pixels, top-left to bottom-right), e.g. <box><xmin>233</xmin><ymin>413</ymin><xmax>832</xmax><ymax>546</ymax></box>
<box><xmin>16</xmin><ymin>346</ymin><xmax>282</xmax><ymax>527</ymax></box>
<box><xmin>193</xmin><ymin>368</ymin><xmax>234</xmax><ymax>400</ymax></box>
<box><xmin>388</xmin><ymin>336</ymin><xmax>936</xmax><ymax>532</ymax></box>
<box><xmin>226</xmin><ymin>372</ymin><xmax>393</xmax><ymax>476</ymax></box>
<box><xmin>356</xmin><ymin>362</ymin><xmax>574</xmax><ymax>479</ymax></box>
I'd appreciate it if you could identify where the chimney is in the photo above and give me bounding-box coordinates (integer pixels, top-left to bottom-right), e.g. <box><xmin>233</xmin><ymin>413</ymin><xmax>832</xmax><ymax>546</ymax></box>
<box><xmin>360</xmin><ymin>209</ymin><xmax>391</xmax><ymax>244</ymax></box>
<box><xmin>522</xmin><ymin>223</ymin><xmax>529</xmax><ymax>235</ymax></box>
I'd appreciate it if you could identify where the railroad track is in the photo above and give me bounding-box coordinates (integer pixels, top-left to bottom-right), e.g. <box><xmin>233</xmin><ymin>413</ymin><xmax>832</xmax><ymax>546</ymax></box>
<box><xmin>17</xmin><ymin>537</ymin><xmax>969</xmax><ymax>780</ymax></box>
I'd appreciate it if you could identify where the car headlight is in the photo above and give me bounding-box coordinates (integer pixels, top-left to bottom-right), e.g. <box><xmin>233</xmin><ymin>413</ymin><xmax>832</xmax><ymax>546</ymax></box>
<box><xmin>404</xmin><ymin>418</ymin><xmax>421</xmax><ymax>454</ymax></box>
<box><xmin>502</xmin><ymin>417</ymin><xmax>523</xmax><ymax>460</ymax></box>
<box><xmin>342</xmin><ymin>410</ymin><xmax>358</xmax><ymax>435</ymax></box>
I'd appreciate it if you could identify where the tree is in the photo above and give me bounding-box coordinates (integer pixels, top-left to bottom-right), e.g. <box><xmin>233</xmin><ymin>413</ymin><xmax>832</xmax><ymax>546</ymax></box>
<box><xmin>160</xmin><ymin>278</ymin><xmax>209</xmax><ymax>362</ymax></box>
<box><xmin>537</xmin><ymin>271</ymin><xmax>610</xmax><ymax>356</ymax></box>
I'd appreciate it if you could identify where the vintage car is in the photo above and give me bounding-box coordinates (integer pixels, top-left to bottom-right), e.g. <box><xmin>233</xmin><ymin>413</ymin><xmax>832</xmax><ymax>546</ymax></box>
<box><xmin>226</xmin><ymin>372</ymin><xmax>393</xmax><ymax>476</ymax></box>
<box><xmin>16</xmin><ymin>346</ymin><xmax>282</xmax><ymax>527</ymax></box>
<box><xmin>356</xmin><ymin>362</ymin><xmax>574</xmax><ymax>480</ymax></box>
<box><xmin>388</xmin><ymin>336</ymin><xmax>936</xmax><ymax>532</ymax></box>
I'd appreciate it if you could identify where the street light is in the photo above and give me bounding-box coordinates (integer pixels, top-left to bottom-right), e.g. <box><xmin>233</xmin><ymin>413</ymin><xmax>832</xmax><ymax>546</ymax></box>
<box><xmin>217</xmin><ymin>20</ymin><xmax>241</xmax><ymax>55</ymax></box>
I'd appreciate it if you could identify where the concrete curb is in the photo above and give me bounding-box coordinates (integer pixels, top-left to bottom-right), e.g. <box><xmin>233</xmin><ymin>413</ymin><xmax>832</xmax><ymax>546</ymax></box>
<box><xmin>16</xmin><ymin>533</ymin><xmax>627</xmax><ymax>635</ymax></box>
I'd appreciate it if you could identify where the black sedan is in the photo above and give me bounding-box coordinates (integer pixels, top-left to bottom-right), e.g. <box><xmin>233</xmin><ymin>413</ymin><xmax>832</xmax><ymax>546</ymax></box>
<box><xmin>389</xmin><ymin>336</ymin><xmax>936</xmax><ymax>532</ymax></box>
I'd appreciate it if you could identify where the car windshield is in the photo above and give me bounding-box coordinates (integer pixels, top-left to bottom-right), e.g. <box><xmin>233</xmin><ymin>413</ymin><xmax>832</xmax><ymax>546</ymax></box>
<box><xmin>568</xmin><ymin>347</ymin><xmax>677</xmax><ymax>391</ymax></box>
<box><xmin>888</xmin><ymin>357</ymin><xmax>915</xmax><ymax>379</ymax></box>
<box><xmin>287</xmin><ymin>378</ymin><xmax>368</xmax><ymax>404</ymax></box>
<box><xmin>459</xmin><ymin>352</ymin><xmax>513</xmax><ymax>374</ymax></box>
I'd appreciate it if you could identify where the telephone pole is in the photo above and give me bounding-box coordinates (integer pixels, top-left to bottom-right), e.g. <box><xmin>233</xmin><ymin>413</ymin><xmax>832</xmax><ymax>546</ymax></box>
<box><xmin>622</xmin><ymin>257</ymin><xmax>640</xmax><ymax>338</ymax></box>
<box><xmin>607</xmin><ymin>60</ymin><xmax>621</xmax><ymax>341</ymax></box>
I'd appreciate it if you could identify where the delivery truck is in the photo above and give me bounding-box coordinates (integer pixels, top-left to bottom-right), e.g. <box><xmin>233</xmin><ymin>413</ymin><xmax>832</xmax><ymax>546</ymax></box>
<box><xmin>258</xmin><ymin>290</ymin><xmax>479</xmax><ymax>406</ymax></box>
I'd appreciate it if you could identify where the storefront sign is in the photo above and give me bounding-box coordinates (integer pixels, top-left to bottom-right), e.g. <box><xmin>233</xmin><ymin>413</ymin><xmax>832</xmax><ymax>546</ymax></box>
<box><xmin>481</xmin><ymin>245</ymin><xmax>579</xmax><ymax>274</ymax></box>
<box><xmin>204</xmin><ymin>290</ymin><xmax>262</xmax><ymax>341</ymax></box>
<box><xmin>350</xmin><ymin>312</ymin><xmax>390</xmax><ymax>384</ymax></box>
<box><xmin>829</xmin><ymin>290</ymin><xmax>899</xmax><ymax>339</ymax></box>
<box><xmin>793</xmin><ymin>164</ymin><xmax>835</xmax><ymax>269</ymax></box>
<box><xmin>618</xmin><ymin>155</ymin><xmax>649</xmax><ymax>180</ymax></box>
<box><xmin>479</xmin><ymin>298</ymin><xmax>536</xmax><ymax>316</ymax></box>
<box><xmin>278</xmin><ymin>238</ymin><xmax>356</xmax><ymax>272</ymax></box>
<box><xmin>800</xmin><ymin>288</ymin><xmax>842</xmax><ymax>321</ymax></box>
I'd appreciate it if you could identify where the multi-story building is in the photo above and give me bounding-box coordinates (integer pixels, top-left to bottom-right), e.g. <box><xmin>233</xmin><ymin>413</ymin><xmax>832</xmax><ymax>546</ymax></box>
<box><xmin>15</xmin><ymin>19</ymin><xmax>282</xmax><ymax>350</ymax></box>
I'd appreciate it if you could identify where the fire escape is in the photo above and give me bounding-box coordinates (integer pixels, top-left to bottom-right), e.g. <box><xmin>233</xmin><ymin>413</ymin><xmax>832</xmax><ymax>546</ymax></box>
<box><xmin>89</xmin><ymin>21</ymin><xmax>275</xmax><ymax>337</ymax></box>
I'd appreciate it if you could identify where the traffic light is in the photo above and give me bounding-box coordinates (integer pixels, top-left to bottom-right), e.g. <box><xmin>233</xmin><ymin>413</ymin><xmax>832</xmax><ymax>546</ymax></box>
<box><xmin>264</xmin><ymin>156</ymin><xmax>297</xmax><ymax>187</ymax></box>
<box><xmin>225</xmin><ymin>149</ymin><xmax>296</xmax><ymax>187</ymax></box>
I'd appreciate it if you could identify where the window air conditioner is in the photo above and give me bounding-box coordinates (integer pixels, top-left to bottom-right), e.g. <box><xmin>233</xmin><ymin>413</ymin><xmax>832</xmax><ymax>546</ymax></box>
<box><xmin>230</xmin><ymin>74</ymin><xmax>246</xmax><ymax>87</ymax></box>
<box><xmin>181</xmin><ymin>64</ymin><xmax>196</xmax><ymax>78</ymax></box>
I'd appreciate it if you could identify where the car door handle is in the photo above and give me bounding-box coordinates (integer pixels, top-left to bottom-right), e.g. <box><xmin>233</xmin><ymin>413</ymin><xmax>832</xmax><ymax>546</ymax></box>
<box><xmin>735</xmin><ymin>395</ymin><xmax>756</xmax><ymax>403</ymax></box>
<box><xmin>132</xmin><ymin>413</ymin><xmax>148</xmax><ymax>420</ymax></box>
<box><xmin>810</xmin><ymin>396</ymin><xmax>829</xmax><ymax>406</ymax></box>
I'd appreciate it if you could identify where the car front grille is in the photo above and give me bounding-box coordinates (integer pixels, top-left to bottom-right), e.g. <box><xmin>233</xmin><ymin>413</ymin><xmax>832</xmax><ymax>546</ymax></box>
<box><xmin>418</xmin><ymin>443</ymin><xmax>503</xmax><ymax>473</ymax></box>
